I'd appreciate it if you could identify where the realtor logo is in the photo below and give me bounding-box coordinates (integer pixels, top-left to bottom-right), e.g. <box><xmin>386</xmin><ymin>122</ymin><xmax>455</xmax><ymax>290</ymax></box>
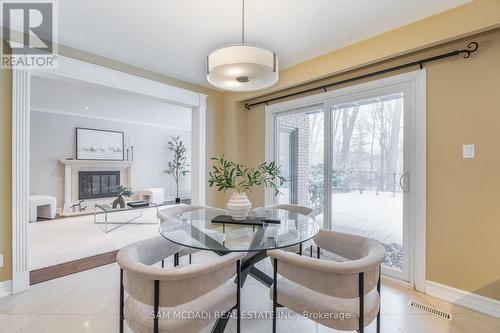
<box><xmin>1</xmin><ymin>0</ymin><xmax>58</xmax><ymax>68</ymax></box>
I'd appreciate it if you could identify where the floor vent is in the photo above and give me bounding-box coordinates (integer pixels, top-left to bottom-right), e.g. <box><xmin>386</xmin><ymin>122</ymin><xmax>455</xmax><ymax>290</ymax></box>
<box><xmin>409</xmin><ymin>300</ymin><xmax>452</xmax><ymax>320</ymax></box>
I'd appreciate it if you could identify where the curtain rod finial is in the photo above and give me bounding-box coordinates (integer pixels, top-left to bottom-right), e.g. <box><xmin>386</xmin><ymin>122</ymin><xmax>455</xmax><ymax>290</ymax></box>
<box><xmin>462</xmin><ymin>41</ymin><xmax>479</xmax><ymax>58</ymax></box>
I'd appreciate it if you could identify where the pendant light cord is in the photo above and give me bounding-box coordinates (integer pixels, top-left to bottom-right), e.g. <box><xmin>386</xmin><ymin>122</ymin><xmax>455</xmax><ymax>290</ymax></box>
<box><xmin>242</xmin><ymin>0</ymin><xmax>245</xmax><ymax>44</ymax></box>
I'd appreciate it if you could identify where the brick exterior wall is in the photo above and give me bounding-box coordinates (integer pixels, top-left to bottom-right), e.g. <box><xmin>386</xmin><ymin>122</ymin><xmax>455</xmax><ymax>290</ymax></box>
<box><xmin>279</xmin><ymin>114</ymin><xmax>310</xmax><ymax>206</ymax></box>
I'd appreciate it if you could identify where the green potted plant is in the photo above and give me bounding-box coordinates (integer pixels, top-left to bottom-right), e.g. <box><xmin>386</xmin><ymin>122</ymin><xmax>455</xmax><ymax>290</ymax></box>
<box><xmin>208</xmin><ymin>155</ymin><xmax>286</xmax><ymax>220</ymax></box>
<box><xmin>112</xmin><ymin>185</ymin><xmax>133</xmax><ymax>208</ymax></box>
<box><xmin>164</xmin><ymin>136</ymin><xmax>190</xmax><ymax>203</ymax></box>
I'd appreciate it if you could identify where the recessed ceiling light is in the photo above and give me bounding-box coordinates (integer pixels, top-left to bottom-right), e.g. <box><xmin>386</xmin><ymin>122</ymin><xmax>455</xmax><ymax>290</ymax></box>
<box><xmin>155</xmin><ymin>116</ymin><xmax>160</xmax><ymax>121</ymax></box>
<box><xmin>83</xmin><ymin>106</ymin><xmax>89</xmax><ymax>110</ymax></box>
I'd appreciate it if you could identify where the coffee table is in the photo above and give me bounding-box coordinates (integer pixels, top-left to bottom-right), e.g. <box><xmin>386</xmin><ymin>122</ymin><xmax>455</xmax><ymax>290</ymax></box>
<box><xmin>94</xmin><ymin>201</ymin><xmax>159</xmax><ymax>233</ymax></box>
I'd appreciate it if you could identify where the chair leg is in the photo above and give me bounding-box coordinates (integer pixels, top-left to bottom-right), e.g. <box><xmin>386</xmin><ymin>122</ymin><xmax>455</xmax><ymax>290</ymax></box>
<box><xmin>154</xmin><ymin>280</ymin><xmax>160</xmax><ymax>333</ymax></box>
<box><xmin>174</xmin><ymin>252</ymin><xmax>179</xmax><ymax>267</ymax></box>
<box><xmin>298</xmin><ymin>243</ymin><xmax>302</xmax><ymax>256</ymax></box>
<box><xmin>309</xmin><ymin>245</ymin><xmax>313</xmax><ymax>257</ymax></box>
<box><xmin>317</xmin><ymin>246</ymin><xmax>320</xmax><ymax>259</ymax></box>
<box><xmin>189</xmin><ymin>254</ymin><xmax>192</xmax><ymax>265</ymax></box>
<box><xmin>236</xmin><ymin>260</ymin><xmax>241</xmax><ymax>333</ymax></box>
<box><xmin>377</xmin><ymin>265</ymin><xmax>381</xmax><ymax>333</ymax></box>
<box><xmin>119</xmin><ymin>268</ymin><xmax>124</xmax><ymax>333</ymax></box>
<box><xmin>161</xmin><ymin>259</ymin><xmax>164</xmax><ymax>268</ymax></box>
<box><xmin>359</xmin><ymin>272</ymin><xmax>364</xmax><ymax>333</ymax></box>
<box><xmin>273</xmin><ymin>258</ymin><xmax>278</xmax><ymax>333</ymax></box>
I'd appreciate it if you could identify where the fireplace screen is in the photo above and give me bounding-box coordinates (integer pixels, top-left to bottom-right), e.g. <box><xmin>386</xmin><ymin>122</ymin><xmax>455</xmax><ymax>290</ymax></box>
<box><xmin>79</xmin><ymin>171</ymin><xmax>120</xmax><ymax>199</ymax></box>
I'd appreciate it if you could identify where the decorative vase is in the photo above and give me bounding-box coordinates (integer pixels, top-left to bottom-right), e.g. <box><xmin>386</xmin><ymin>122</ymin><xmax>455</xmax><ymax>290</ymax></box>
<box><xmin>226</xmin><ymin>192</ymin><xmax>252</xmax><ymax>220</ymax></box>
<box><xmin>113</xmin><ymin>196</ymin><xmax>126</xmax><ymax>208</ymax></box>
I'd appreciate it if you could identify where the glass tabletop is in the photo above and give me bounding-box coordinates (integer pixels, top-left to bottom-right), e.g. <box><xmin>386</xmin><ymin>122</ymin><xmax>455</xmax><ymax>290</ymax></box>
<box><xmin>158</xmin><ymin>207</ymin><xmax>319</xmax><ymax>252</ymax></box>
<box><xmin>95</xmin><ymin>200</ymin><xmax>159</xmax><ymax>213</ymax></box>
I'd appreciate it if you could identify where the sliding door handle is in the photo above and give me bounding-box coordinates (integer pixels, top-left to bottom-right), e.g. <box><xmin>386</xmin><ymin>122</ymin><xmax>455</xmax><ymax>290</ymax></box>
<box><xmin>399</xmin><ymin>172</ymin><xmax>409</xmax><ymax>193</ymax></box>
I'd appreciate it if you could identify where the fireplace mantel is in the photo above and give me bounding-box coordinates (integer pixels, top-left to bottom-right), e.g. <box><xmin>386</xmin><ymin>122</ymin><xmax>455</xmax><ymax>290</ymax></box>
<box><xmin>59</xmin><ymin>159</ymin><xmax>135</xmax><ymax>211</ymax></box>
<box><xmin>59</xmin><ymin>159</ymin><xmax>134</xmax><ymax>168</ymax></box>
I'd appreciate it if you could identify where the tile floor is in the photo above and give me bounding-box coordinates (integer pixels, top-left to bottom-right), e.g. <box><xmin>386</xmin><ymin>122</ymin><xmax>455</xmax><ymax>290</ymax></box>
<box><xmin>0</xmin><ymin>255</ymin><xmax>499</xmax><ymax>333</ymax></box>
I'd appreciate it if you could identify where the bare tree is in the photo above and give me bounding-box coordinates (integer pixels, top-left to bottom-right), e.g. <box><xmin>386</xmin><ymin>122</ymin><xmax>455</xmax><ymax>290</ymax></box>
<box><xmin>338</xmin><ymin>106</ymin><xmax>360</xmax><ymax>167</ymax></box>
<box><xmin>386</xmin><ymin>99</ymin><xmax>403</xmax><ymax>192</ymax></box>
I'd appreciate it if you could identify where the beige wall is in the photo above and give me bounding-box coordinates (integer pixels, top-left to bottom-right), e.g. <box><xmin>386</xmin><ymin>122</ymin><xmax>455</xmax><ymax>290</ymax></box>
<box><xmin>426</xmin><ymin>30</ymin><xmax>500</xmax><ymax>300</ymax></box>
<box><xmin>0</xmin><ymin>41</ymin><xmax>12</xmax><ymax>282</ymax></box>
<box><xmin>1</xmin><ymin>0</ymin><xmax>500</xmax><ymax>302</ymax></box>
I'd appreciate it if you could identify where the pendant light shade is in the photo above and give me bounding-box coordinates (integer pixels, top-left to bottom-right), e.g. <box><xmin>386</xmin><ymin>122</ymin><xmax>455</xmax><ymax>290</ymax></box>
<box><xmin>206</xmin><ymin>0</ymin><xmax>279</xmax><ymax>92</ymax></box>
<box><xmin>207</xmin><ymin>45</ymin><xmax>278</xmax><ymax>92</ymax></box>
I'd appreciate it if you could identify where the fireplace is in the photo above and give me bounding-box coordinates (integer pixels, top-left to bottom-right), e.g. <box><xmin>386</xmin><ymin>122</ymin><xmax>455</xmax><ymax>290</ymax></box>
<box><xmin>78</xmin><ymin>171</ymin><xmax>120</xmax><ymax>199</ymax></box>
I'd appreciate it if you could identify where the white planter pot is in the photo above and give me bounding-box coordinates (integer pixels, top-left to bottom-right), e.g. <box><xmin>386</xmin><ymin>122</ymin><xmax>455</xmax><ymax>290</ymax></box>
<box><xmin>226</xmin><ymin>192</ymin><xmax>252</xmax><ymax>220</ymax></box>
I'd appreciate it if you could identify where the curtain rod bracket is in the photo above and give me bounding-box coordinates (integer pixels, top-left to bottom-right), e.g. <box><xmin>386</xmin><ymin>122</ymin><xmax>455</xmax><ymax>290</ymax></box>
<box><xmin>244</xmin><ymin>103</ymin><xmax>251</xmax><ymax>111</ymax></box>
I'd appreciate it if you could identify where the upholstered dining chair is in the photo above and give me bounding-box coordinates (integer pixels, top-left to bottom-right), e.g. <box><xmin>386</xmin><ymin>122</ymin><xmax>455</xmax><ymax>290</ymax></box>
<box><xmin>117</xmin><ymin>236</ymin><xmax>244</xmax><ymax>333</ymax></box>
<box><xmin>267</xmin><ymin>230</ymin><xmax>385</xmax><ymax>333</ymax></box>
<box><xmin>157</xmin><ymin>205</ymin><xmax>226</xmax><ymax>266</ymax></box>
<box><xmin>251</xmin><ymin>204</ymin><xmax>316</xmax><ymax>255</ymax></box>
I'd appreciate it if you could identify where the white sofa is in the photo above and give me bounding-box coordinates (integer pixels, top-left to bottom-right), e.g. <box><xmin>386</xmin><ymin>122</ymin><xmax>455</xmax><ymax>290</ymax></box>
<box><xmin>29</xmin><ymin>195</ymin><xmax>57</xmax><ymax>222</ymax></box>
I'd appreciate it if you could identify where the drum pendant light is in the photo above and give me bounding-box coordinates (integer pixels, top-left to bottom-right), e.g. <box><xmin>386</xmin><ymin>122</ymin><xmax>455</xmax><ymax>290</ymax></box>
<box><xmin>207</xmin><ymin>0</ymin><xmax>278</xmax><ymax>92</ymax></box>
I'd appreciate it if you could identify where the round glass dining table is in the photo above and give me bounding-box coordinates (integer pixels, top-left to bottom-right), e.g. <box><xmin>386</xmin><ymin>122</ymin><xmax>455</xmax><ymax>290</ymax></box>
<box><xmin>158</xmin><ymin>207</ymin><xmax>319</xmax><ymax>253</ymax></box>
<box><xmin>158</xmin><ymin>207</ymin><xmax>319</xmax><ymax>333</ymax></box>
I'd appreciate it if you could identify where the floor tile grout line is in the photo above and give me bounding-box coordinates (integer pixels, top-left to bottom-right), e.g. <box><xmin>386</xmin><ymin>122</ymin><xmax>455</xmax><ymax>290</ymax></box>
<box><xmin>14</xmin><ymin>313</ymin><xmax>43</xmax><ymax>333</ymax></box>
<box><xmin>384</xmin><ymin>314</ymin><xmax>406</xmax><ymax>333</ymax></box>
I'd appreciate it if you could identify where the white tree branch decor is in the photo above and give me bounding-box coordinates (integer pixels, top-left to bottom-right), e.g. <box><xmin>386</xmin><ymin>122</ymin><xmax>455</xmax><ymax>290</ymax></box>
<box><xmin>164</xmin><ymin>136</ymin><xmax>190</xmax><ymax>202</ymax></box>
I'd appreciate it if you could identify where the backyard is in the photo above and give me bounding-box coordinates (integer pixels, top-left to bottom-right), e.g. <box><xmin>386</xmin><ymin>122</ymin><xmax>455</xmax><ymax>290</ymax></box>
<box><xmin>315</xmin><ymin>190</ymin><xmax>403</xmax><ymax>270</ymax></box>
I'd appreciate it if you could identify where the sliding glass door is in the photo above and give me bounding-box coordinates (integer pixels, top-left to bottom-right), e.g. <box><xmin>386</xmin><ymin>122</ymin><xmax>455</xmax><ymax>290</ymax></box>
<box><xmin>329</xmin><ymin>93</ymin><xmax>408</xmax><ymax>279</ymax></box>
<box><xmin>270</xmin><ymin>73</ymin><xmax>423</xmax><ymax>283</ymax></box>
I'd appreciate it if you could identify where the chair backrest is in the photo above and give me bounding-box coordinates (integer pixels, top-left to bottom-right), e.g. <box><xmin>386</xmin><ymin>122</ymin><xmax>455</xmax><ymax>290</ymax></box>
<box><xmin>117</xmin><ymin>236</ymin><xmax>243</xmax><ymax>307</ymax></box>
<box><xmin>157</xmin><ymin>204</ymin><xmax>204</xmax><ymax>222</ymax></box>
<box><xmin>270</xmin><ymin>230</ymin><xmax>385</xmax><ymax>299</ymax></box>
<box><xmin>158</xmin><ymin>205</ymin><xmax>227</xmax><ymax>223</ymax></box>
<box><xmin>253</xmin><ymin>204</ymin><xmax>314</xmax><ymax>217</ymax></box>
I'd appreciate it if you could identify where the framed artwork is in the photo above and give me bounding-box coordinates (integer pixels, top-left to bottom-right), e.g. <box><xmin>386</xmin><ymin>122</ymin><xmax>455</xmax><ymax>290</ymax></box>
<box><xmin>76</xmin><ymin>127</ymin><xmax>124</xmax><ymax>160</ymax></box>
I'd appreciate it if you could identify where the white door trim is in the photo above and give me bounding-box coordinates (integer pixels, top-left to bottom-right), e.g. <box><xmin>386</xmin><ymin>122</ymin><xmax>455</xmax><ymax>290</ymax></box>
<box><xmin>265</xmin><ymin>70</ymin><xmax>426</xmax><ymax>291</ymax></box>
<box><xmin>414</xmin><ymin>70</ymin><xmax>427</xmax><ymax>292</ymax></box>
<box><xmin>12</xmin><ymin>69</ymin><xmax>31</xmax><ymax>293</ymax></box>
<box><xmin>12</xmin><ymin>55</ymin><xmax>207</xmax><ymax>293</ymax></box>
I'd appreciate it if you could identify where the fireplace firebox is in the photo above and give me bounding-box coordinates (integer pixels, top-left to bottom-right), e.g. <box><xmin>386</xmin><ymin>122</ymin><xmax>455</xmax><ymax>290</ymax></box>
<box><xmin>78</xmin><ymin>171</ymin><xmax>120</xmax><ymax>199</ymax></box>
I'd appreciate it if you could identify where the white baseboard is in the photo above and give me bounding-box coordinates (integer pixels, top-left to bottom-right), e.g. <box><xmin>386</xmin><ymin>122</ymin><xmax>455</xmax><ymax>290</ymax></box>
<box><xmin>382</xmin><ymin>275</ymin><xmax>412</xmax><ymax>289</ymax></box>
<box><xmin>0</xmin><ymin>280</ymin><xmax>12</xmax><ymax>297</ymax></box>
<box><xmin>425</xmin><ymin>280</ymin><xmax>500</xmax><ymax>319</ymax></box>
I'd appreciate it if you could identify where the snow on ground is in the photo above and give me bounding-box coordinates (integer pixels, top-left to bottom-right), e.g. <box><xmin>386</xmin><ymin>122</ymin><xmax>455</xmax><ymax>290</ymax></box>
<box><xmin>332</xmin><ymin>191</ymin><xmax>403</xmax><ymax>244</ymax></box>
<box><xmin>316</xmin><ymin>191</ymin><xmax>404</xmax><ymax>270</ymax></box>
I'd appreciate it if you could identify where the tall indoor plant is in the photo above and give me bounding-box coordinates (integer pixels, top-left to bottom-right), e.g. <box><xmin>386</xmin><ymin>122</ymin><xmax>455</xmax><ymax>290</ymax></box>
<box><xmin>164</xmin><ymin>136</ymin><xmax>190</xmax><ymax>203</ymax></box>
<box><xmin>208</xmin><ymin>155</ymin><xmax>286</xmax><ymax>220</ymax></box>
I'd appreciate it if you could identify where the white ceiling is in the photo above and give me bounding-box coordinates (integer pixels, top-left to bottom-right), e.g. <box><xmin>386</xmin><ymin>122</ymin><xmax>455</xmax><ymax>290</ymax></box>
<box><xmin>20</xmin><ymin>0</ymin><xmax>472</xmax><ymax>87</ymax></box>
<box><xmin>31</xmin><ymin>76</ymin><xmax>192</xmax><ymax>129</ymax></box>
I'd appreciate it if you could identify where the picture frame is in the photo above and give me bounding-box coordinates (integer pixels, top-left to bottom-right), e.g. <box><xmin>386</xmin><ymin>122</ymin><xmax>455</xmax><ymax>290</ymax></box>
<box><xmin>76</xmin><ymin>127</ymin><xmax>124</xmax><ymax>160</ymax></box>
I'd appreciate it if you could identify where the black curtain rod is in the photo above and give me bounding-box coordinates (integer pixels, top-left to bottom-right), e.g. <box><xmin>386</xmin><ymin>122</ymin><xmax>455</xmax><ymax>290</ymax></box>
<box><xmin>244</xmin><ymin>41</ymin><xmax>479</xmax><ymax>110</ymax></box>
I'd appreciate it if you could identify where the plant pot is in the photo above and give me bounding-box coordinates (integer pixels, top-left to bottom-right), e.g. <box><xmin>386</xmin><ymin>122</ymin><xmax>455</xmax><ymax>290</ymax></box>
<box><xmin>113</xmin><ymin>196</ymin><xmax>126</xmax><ymax>208</ymax></box>
<box><xmin>226</xmin><ymin>192</ymin><xmax>252</xmax><ymax>220</ymax></box>
<box><xmin>175</xmin><ymin>197</ymin><xmax>181</xmax><ymax>203</ymax></box>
